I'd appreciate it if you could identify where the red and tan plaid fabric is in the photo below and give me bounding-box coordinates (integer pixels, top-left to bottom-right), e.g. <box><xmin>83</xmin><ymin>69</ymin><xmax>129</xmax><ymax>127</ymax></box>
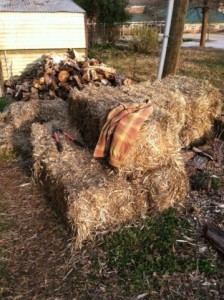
<box><xmin>93</xmin><ymin>102</ymin><xmax>153</xmax><ymax>168</ymax></box>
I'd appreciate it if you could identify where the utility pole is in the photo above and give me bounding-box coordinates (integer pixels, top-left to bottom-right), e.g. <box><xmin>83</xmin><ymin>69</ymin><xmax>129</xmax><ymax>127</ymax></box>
<box><xmin>162</xmin><ymin>0</ymin><xmax>189</xmax><ymax>77</ymax></box>
<box><xmin>157</xmin><ymin>0</ymin><xmax>174</xmax><ymax>80</ymax></box>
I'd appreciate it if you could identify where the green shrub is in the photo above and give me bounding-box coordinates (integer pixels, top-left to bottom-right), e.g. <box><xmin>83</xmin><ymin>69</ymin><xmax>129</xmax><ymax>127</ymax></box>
<box><xmin>129</xmin><ymin>26</ymin><xmax>159</xmax><ymax>53</ymax></box>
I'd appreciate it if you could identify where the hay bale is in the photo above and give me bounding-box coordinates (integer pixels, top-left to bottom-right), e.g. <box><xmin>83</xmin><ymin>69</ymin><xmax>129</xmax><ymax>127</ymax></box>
<box><xmin>69</xmin><ymin>85</ymin><xmax>139</xmax><ymax>148</ymax></box>
<box><xmin>131</xmin><ymin>157</ymin><xmax>189</xmax><ymax>212</ymax></box>
<box><xmin>31</xmin><ymin>122</ymin><xmax>148</xmax><ymax>248</ymax></box>
<box><xmin>69</xmin><ymin>83</ymin><xmax>187</xmax><ymax>148</ymax></box>
<box><xmin>4</xmin><ymin>98</ymin><xmax>68</xmax><ymax>129</ymax></box>
<box><xmin>69</xmin><ymin>84</ymin><xmax>184</xmax><ymax>173</ymax></box>
<box><xmin>122</xmin><ymin>76</ymin><xmax>221</xmax><ymax>147</ymax></box>
<box><xmin>1</xmin><ymin>98</ymin><xmax>69</xmax><ymax>155</ymax></box>
<box><xmin>118</xmin><ymin>111</ymin><xmax>182</xmax><ymax>175</ymax></box>
<box><xmin>0</xmin><ymin>123</ymin><xmax>14</xmax><ymax>154</ymax></box>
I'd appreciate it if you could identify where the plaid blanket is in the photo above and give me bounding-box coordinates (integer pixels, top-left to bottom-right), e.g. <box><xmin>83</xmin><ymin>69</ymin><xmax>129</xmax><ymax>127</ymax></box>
<box><xmin>93</xmin><ymin>102</ymin><xmax>153</xmax><ymax>167</ymax></box>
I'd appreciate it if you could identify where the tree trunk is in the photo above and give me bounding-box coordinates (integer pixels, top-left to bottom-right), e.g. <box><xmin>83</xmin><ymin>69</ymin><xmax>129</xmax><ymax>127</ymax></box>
<box><xmin>162</xmin><ymin>0</ymin><xmax>189</xmax><ymax>77</ymax></box>
<box><xmin>200</xmin><ymin>1</ymin><xmax>210</xmax><ymax>47</ymax></box>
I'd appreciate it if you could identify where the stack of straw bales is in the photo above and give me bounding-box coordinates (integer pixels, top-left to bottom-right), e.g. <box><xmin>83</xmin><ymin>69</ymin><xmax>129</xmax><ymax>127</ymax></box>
<box><xmin>69</xmin><ymin>81</ymin><xmax>190</xmax><ymax>213</ymax></box>
<box><xmin>69</xmin><ymin>75</ymin><xmax>221</xmax><ymax>215</ymax></box>
<box><xmin>0</xmin><ymin>75</ymin><xmax>221</xmax><ymax>247</ymax></box>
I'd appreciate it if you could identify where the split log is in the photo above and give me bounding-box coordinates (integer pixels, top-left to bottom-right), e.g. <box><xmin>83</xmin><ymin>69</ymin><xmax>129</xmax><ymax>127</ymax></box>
<box><xmin>58</xmin><ymin>70</ymin><xmax>70</xmax><ymax>83</ymax></box>
<box><xmin>90</xmin><ymin>69</ymin><xmax>99</xmax><ymax>81</ymax></box>
<box><xmin>74</xmin><ymin>75</ymin><xmax>84</xmax><ymax>90</ymax></box>
<box><xmin>204</xmin><ymin>222</ymin><xmax>224</xmax><ymax>256</ymax></box>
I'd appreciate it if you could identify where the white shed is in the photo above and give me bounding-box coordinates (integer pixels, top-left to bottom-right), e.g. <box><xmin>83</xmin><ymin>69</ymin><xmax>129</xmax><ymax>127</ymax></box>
<box><xmin>0</xmin><ymin>0</ymin><xmax>87</xmax><ymax>85</ymax></box>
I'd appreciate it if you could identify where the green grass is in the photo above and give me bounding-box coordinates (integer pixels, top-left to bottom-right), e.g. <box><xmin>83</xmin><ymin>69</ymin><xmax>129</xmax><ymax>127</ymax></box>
<box><xmin>0</xmin><ymin>98</ymin><xmax>8</xmax><ymax>112</ymax></box>
<box><xmin>76</xmin><ymin>208</ymin><xmax>222</xmax><ymax>297</ymax></box>
<box><xmin>89</xmin><ymin>44</ymin><xmax>224</xmax><ymax>89</ymax></box>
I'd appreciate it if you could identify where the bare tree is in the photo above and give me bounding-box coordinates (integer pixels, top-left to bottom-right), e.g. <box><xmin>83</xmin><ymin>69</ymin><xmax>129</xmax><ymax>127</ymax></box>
<box><xmin>190</xmin><ymin>0</ymin><xmax>224</xmax><ymax>47</ymax></box>
<box><xmin>162</xmin><ymin>0</ymin><xmax>189</xmax><ymax>77</ymax></box>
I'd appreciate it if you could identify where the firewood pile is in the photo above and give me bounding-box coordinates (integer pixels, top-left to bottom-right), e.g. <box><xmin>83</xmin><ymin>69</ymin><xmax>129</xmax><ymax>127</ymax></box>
<box><xmin>4</xmin><ymin>51</ymin><xmax>132</xmax><ymax>101</ymax></box>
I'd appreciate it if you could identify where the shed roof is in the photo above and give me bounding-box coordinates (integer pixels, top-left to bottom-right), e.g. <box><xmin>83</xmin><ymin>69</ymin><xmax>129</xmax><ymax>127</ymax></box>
<box><xmin>0</xmin><ymin>0</ymin><xmax>85</xmax><ymax>13</ymax></box>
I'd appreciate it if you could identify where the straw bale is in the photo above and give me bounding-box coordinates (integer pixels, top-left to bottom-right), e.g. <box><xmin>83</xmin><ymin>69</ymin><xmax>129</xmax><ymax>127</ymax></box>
<box><xmin>130</xmin><ymin>156</ymin><xmax>189</xmax><ymax>212</ymax></box>
<box><xmin>31</xmin><ymin>122</ymin><xmax>149</xmax><ymax>248</ymax></box>
<box><xmin>0</xmin><ymin>98</ymin><xmax>69</xmax><ymax>155</ymax></box>
<box><xmin>119</xmin><ymin>116</ymin><xmax>181</xmax><ymax>175</ymax></box>
<box><xmin>151</xmin><ymin>76</ymin><xmax>221</xmax><ymax>147</ymax></box>
<box><xmin>69</xmin><ymin>83</ymin><xmax>184</xmax><ymax>145</ymax></box>
<box><xmin>121</xmin><ymin>76</ymin><xmax>221</xmax><ymax>147</ymax></box>
<box><xmin>69</xmin><ymin>84</ymin><xmax>138</xmax><ymax>148</ymax></box>
<box><xmin>69</xmin><ymin>84</ymin><xmax>184</xmax><ymax>173</ymax></box>
<box><xmin>0</xmin><ymin>123</ymin><xmax>14</xmax><ymax>154</ymax></box>
<box><xmin>4</xmin><ymin>98</ymin><xmax>68</xmax><ymax>129</ymax></box>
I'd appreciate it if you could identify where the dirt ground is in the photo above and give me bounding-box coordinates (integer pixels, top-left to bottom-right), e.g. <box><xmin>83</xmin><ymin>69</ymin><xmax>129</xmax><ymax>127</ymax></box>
<box><xmin>0</xmin><ymin>159</ymin><xmax>78</xmax><ymax>299</ymax></box>
<box><xmin>0</xmin><ymin>136</ymin><xmax>224</xmax><ymax>299</ymax></box>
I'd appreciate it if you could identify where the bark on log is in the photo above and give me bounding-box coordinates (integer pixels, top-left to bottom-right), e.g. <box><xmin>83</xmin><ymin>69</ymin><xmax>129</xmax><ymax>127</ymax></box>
<box><xmin>204</xmin><ymin>222</ymin><xmax>224</xmax><ymax>256</ymax></box>
<box><xmin>162</xmin><ymin>0</ymin><xmax>189</xmax><ymax>77</ymax></box>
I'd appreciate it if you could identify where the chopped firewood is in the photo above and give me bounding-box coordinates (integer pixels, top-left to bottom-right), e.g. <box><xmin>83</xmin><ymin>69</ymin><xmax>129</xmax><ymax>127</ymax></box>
<box><xmin>38</xmin><ymin>84</ymin><xmax>49</xmax><ymax>93</ymax></box>
<box><xmin>3</xmin><ymin>52</ymin><xmax>131</xmax><ymax>101</ymax></box>
<box><xmin>82</xmin><ymin>70</ymin><xmax>90</xmax><ymax>82</ymax></box>
<box><xmin>68</xmin><ymin>58</ymin><xmax>81</xmax><ymax>71</ymax></box>
<box><xmin>33</xmin><ymin>80</ymin><xmax>41</xmax><ymax>90</ymax></box>
<box><xmin>21</xmin><ymin>82</ymin><xmax>30</xmax><ymax>92</ymax></box>
<box><xmin>22</xmin><ymin>92</ymin><xmax>32</xmax><ymax>101</ymax></box>
<box><xmin>73</xmin><ymin>75</ymin><xmax>84</xmax><ymax>90</ymax></box>
<box><xmin>82</xmin><ymin>59</ymin><xmax>90</xmax><ymax>69</ymax></box>
<box><xmin>15</xmin><ymin>86</ymin><xmax>23</xmax><ymax>100</ymax></box>
<box><xmin>44</xmin><ymin>73</ymin><xmax>52</xmax><ymax>86</ymax></box>
<box><xmin>204</xmin><ymin>222</ymin><xmax>224</xmax><ymax>256</ymax></box>
<box><xmin>53</xmin><ymin>65</ymin><xmax>60</xmax><ymax>72</ymax></box>
<box><xmin>39</xmin><ymin>77</ymin><xmax>45</xmax><ymax>85</ymax></box>
<box><xmin>58</xmin><ymin>70</ymin><xmax>70</xmax><ymax>83</ymax></box>
<box><xmin>5</xmin><ymin>87</ymin><xmax>15</xmax><ymax>95</ymax></box>
<box><xmin>67</xmin><ymin>48</ymin><xmax>75</xmax><ymax>59</ymax></box>
<box><xmin>96</xmin><ymin>66</ymin><xmax>116</xmax><ymax>78</ymax></box>
<box><xmin>31</xmin><ymin>87</ymin><xmax>39</xmax><ymax>94</ymax></box>
<box><xmin>4</xmin><ymin>79</ymin><xmax>14</xmax><ymax>87</ymax></box>
<box><xmin>101</xmin><ymin>78</ymin><xmax>109</xmax><ymax>86</ymax></box>
<box><xmin>58</xmin><ymin>82</ymin><xmax>71</xmax><ymax>92</ymax></box>
<box><xmin>90</xmin><ymin>69</ymin><xmax>99</xmax><ymax>81</ymax></box>
<box><xmin>50</xmin><ymin>76</ymin><xmax>59</xmax><ymax>91</ymax></box>
<box><xmin>89</xmin><ymin>58</ymin><xmax>100</xmax><ymax>66</ymax></box>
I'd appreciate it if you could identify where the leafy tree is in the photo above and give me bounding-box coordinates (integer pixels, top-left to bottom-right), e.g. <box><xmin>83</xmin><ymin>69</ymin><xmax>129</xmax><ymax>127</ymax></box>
<box><xmin>75</xmin><ymin>0</ymin><xmax>130</xmax><ymax>43</ymax></box>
